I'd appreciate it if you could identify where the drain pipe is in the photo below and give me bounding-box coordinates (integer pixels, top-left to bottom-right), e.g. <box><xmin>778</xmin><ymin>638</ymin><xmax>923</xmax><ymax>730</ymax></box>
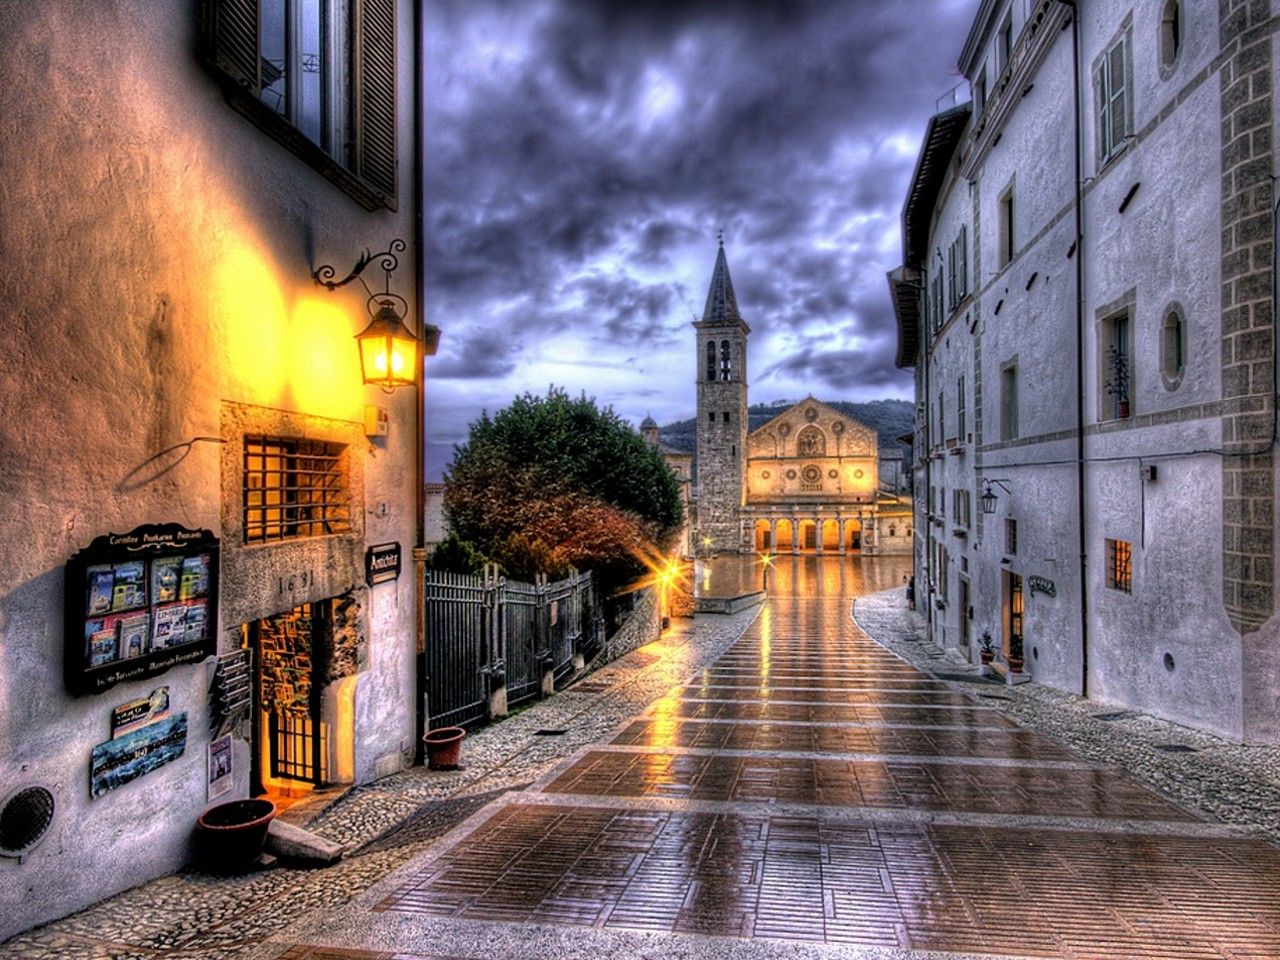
<box><xmin>1058</xmin><ymin>0</ymin><xmax>1090</xmax><ymax>697</ymax></box>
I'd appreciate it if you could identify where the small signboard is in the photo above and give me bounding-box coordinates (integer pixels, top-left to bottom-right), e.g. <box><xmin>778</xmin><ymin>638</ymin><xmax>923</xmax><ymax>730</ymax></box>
<box><xmin>1029</xmin><ymin>575</ymin><xmax>1057</xmax><ymax>598</ymax></box>
<box><xmin>111</xmin><ymin>686</ymin><xmax>170</xmax><ymax>738</ymax></box>
<box><xmin>89</xmin><ymin>713</ymin><xmax>187</xmax><ymax>798</ymax></box>
<box><xmin>65</xmin><ymin>524</ymin><xmax>219</xmax><ymax>696</ymax></box>
<box><xmin>366</xmin><ymin>541</ymin><xmax>401</xmax><ymax>586</ymax></box>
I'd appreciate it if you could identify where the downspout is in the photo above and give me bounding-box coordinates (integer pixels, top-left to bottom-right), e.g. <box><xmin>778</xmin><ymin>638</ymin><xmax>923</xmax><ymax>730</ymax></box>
<box><xmin>921</xmin><ymin>275</ymin><xmax>932</xmax><ymax>640</ymax></box>
<box><xmin>412</xmin><ymin>0</ymin><xmax>429</xmax><ymax>757</ymax></box>
<box><xmin>1060</xmin><ymin>0</ymin><xmax>1089</xmax><ymax>697</ymax></box>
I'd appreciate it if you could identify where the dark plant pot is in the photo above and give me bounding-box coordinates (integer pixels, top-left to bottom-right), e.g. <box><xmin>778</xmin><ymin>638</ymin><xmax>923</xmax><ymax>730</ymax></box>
<box><xmin>196</xmin><ymin>798</ymin><xmax>276</xmax><ymax>872</ymax></box>
<box><xmin>980</xmin><ymin>650</ymin><xmax>994</xmax><ymax>665</ymax></box>
<box><xmin>424</xmin><ymin>726</ymin><xmax>466</xmax><ymax>771</ymax></box>
<box><xmin>1007</xmin><ymin>656</ymin><xmax>1025</xmax><ymax>673</ymax></box>
<box><xmin>1117</xmin><ymin>399</ymin><xmax>1130</xmax><ymax>418</ymax></box>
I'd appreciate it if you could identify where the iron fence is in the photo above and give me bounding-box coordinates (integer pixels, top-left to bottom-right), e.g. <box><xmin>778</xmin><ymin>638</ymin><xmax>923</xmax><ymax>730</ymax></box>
<box><xmin>423</xmin><ymin>566</ymin><xmax>604</xmax><ymax>729</ymax></box>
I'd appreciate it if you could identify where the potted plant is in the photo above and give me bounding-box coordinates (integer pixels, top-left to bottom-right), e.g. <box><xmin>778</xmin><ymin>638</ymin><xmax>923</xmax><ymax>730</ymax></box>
<box><xmin>423</xmin><ymin>726</ymin><xmax>466</xmax><ymax>770</ymax></box>
<box><xmin>1104</xmin><ymin>346</ymin><xmax>1131</xmax><ymax>419</ymax></box>
<box><xmin>978</xmin><ymin>630</ymin><xmax>994</xmax><ymax>665</ymax></box>
<box><xmin>196</xmin><ymin>798</ymin><xmax>277</xmax><ymax>872</ymax></box>
<box><xmin>1007</xmin><ymin>633</ymin><xmax>1025</xmax><ymax>673</ymax></box>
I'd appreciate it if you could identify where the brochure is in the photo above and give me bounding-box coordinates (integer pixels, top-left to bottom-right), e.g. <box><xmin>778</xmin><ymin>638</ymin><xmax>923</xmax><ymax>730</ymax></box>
<box><xmin>179</xmin><ymin>554</ymin><xmax>209</xmax><ymax>601</ymax></box>
<box><xmin>112</xmin><ymin>560</ymin><xmax>147</xmax><ymax>611</ymax></box>
<box><xmin>87</xmin><ymin>566</ymin><xmax>115</xmax><ymax>616</ymax></box>
<box><xmin>119</xmin><ymin>612</ymin><xmax>150</xmax><ymax>659</ymax></box>
<box><xmin>151</xmin><ymin>556</ymin><xmax>182</xmax><ymax>604</ymax></box>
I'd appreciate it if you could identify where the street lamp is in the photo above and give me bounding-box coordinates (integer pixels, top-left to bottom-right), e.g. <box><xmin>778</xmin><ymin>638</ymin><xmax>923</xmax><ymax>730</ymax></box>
<box><xmin>980</xmin><ymin>478</ymin><xmax>1013</xmax><ymax>515</ymax></box>
<box><xmin>759</xmin><ymin>551</ymin><xmax>773</xmax><ymax>591</ymax></box>
<box><xmin>313</xmin><ymin>239</ymin><xmax>441</xmax><ymax>391</ymax></box>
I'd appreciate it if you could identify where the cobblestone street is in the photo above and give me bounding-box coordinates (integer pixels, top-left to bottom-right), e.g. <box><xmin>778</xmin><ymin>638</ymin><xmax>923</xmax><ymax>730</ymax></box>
<box><xmin>9</xmin><ymin>557</ymin><xmax>1280</xmax><ymax>959</ymax></box>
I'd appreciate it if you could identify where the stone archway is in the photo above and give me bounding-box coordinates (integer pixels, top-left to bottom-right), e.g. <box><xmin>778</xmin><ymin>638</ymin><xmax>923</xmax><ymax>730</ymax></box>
<box><xmin>798</xmin><ymin>519</ymin><xmax>818</xmax><ymax>552</ymax></box>
<box><xmin>846</xmin><ymin>518</ymin><xmax>862</xmax><ymax>552</ymax></box>
<box><xmin>821</xmin><ymin>519</ymin><xmax>840</xmax><ymax>551</ymax></box>
<box><xmin>754</xmin><ymin>520</ymin><xmax>772</xmax><ymax>552</ymax></box>
<box><xmin>775</xmin><ymin>519</ymin><xmax>794</xmax><ymax>552</ymax></box>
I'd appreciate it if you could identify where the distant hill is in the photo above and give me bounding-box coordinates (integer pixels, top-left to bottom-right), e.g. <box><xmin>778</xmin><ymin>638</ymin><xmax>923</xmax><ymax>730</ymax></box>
<box><xmin>659</xmin><ymin>399</ymin><xmax>915</xmax><ymax>458</ymax></box>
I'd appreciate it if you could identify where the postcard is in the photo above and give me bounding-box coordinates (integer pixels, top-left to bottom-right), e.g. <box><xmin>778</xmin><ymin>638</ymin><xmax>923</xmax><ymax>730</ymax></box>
<box><xmin>87</xmin><ymin>566</ymin><xmax>114</xmax><ymax>616</ymax></box>
<box><xmin>179</xmin><ymin>554</ymin><xmax>209</xmax><ymax>601</ymax></box>
<box><xmin>151</xmin><ymin>556</ymin><xmax>182</xmax><ymax>604</ymax></box>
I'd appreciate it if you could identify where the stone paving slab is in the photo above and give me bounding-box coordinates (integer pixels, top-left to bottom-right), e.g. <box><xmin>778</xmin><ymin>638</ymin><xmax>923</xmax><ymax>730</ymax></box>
<box><xmin>542</xmin><ymin>749</ymin><xmax>1197</xmax><ymax>820</ymax></box>
<box><xmin>853</xmin><ymin>587</ymin><xmax>1280</xmax><ymax>849</ymax></box>
<box><xmin>656</xmin><ymin>699</ymin><xmax>1013</xmax><ymax>726</ymax></box>
<box><xmin>611</xmin><ymin>717</ymin><xmax>1074</xmax><ymax>759</ymax></box>
<box><xmin>372</xmin><ymin>801</ymin><xmax>1280</xmax><ymax>956</ymax></box>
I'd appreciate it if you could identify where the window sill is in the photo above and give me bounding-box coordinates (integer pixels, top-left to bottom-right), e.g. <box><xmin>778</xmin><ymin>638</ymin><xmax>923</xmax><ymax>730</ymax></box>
<box><xmin>217</xmin><ymin>81</ymin><xmax>394</xmax><ymax>213</ymax></box>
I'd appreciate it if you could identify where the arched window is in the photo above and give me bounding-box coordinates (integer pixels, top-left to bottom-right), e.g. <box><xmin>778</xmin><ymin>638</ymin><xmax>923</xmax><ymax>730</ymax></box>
<box><xmin>720</xmin><ymin>340</ymin><xmax>731</xmax><ymax>381</ymax></box>
<box><xmin>1161</xmin><ymin>305</ymin><xmax>1186</xmax><ymax>390</ymax></box>
<box><xmin>1160</xmin><ymin>0</ymin><xmax>1181</xmax><ymax>71</ymax></box>
<box><xmin>705</xmin><ymin>340</ymin><xmax>715</xmax><ymax>381</ymax></box>
<box><xmin>797</xmin><ymin>426</ymin><xmax>825</xmax><ymax>457</ymax></box>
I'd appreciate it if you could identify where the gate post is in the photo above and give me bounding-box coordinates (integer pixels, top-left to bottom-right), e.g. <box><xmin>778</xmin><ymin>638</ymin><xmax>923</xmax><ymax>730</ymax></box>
<box><xmin>570</xmin><ymin>568</ymin><xmax>585</xmax><ymax>672</ymax></box>
<box><xmin>485</xmin><ymin>563</ymin><xmax>508</xmax><ymax>719</ymax></box>
<box><xmin>536</xmin><ymin>572</ymin><xmax>555</xmax><ymax>696</ymax></box>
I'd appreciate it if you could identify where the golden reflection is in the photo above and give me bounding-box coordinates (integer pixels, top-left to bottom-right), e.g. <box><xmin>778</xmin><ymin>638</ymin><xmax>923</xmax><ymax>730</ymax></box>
<box><xmin>213</xmin><ymin>240</ymin><xmax>289</xmax><ymax>400</ymax></box>
<box><xmin>758</xmin><ymin>603</ymin><xmax>772</xmax><ymax>682</ymax></box>
<box><xmin>291</xmin><ymin>296</ymin><xmax>364</xmax><ymax>416</ymax></box>
<box><xmin>648</xmin><ymin>693</ymin><xmax>681</xmax><ymax>748</ymax></box>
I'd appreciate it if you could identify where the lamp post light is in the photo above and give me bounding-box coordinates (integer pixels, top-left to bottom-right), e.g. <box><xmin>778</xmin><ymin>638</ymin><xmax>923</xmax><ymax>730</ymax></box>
<box><xmin>980</xmin><ymin>478</ymin><xmax>1013</xmax><ymax>515</ymax></box>
<box><xmin>759</xmin><ymin>551</ymin><xmax>773</xmax><ymax>592</ymax></box>
<box><xmin>313</xmin><ymin>239</ymin><xmax>441</xmax><ymax>391</ymax></box>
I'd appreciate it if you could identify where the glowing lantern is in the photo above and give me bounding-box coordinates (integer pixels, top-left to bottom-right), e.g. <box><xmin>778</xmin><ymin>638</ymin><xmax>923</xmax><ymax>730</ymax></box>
<box><xmin>357</xmin><ymin>299</ymin><xmax>419</xmax><ymax>390</ymax></box>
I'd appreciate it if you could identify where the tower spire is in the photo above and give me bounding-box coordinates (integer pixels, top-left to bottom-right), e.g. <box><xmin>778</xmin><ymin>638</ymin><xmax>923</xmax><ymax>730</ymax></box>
<box><xmin>702</xmin><ymin>239</ymin><xmax>741</xmax><ymax>323</ymax></box>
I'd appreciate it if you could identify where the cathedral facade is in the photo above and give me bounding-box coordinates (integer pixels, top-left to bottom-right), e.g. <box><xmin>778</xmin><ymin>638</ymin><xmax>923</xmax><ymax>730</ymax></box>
<box><xmin>688</xmin><ymin>242</ymin><xmax>911</xmax><ymax>557</ymax></box>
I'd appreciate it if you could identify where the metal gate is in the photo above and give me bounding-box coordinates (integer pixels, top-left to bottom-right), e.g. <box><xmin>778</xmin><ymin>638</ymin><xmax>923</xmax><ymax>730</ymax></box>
<box><xmin>424</xmin><ymin>571</ymin><xmax>488</xmax><ymax>730</ymax></box>
<box><xmin>423</xmin><ymin>567</ymin><xmax>601</xmax><ymax>728</ymax></box>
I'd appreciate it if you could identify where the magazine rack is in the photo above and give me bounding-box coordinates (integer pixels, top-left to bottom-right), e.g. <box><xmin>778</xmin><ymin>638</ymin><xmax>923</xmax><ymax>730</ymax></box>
<box><xmin>64</xmin><ymin>524</ymin><xmax>219</xmax><ymax>696</ymax></box>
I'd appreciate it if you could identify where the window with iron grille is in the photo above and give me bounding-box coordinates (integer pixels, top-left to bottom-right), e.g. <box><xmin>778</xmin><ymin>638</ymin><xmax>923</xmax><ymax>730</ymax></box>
<box><xmin>1105</xmin><ymin>542</ymin><xmax>1136</xmax><ymax>593</ymax></box>
<box><xmin>1005</xmin><ymin>517</ymin><xmax>1017</xmax><ymax>555</ymax></box>
<box><xmin>244</xmin><ymin>435</ymin><xmax>351</xmax><ymax>542</ymax></box>
<box><xmin>1106</xmin><ymin>538</ymin><xmax>1132</xmax><ymax>593</ymax></box>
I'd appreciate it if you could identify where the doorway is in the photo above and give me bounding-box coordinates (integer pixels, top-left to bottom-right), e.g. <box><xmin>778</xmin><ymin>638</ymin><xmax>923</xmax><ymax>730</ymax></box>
<box><xmin>244</xmin><ymin>602</ymin><xmax>329</xmax><ymax>797</ymax></box>
<box><xmin>959</xmin><ymin>576</ymin><xmax>971</xmax><ymax>653</ymax></box>
<box><xmin>1001</xmin><ymin>571</ymin><xmax>1024</xmax><ymax>660</ymax></box>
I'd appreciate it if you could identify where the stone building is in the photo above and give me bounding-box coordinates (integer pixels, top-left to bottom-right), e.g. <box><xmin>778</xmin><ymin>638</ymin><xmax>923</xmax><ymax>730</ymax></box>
<box><xmin>891</xmin><ymin>0</ymin><xmax>1280</xmax><ymax>743</ymax></box>
<box><xmin>687</xmin><ymin>242</ymin><xmax>910</xmax><ymax>556</ymax></box>
<box><xmin>0</xmin><ymin>0</ymin><xmax>427</xmax><ymax>937</ymax></box>
<box><xmin>641</xmin><ymin>416</ymin><xmax>694</xmax><ymax>557</ymax></box>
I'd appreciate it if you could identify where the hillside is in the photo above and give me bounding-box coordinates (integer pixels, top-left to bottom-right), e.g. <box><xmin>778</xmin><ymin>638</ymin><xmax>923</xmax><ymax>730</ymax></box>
<box><xmin>659</xmin><ymin>398</ymin><xmax>915</xmax><ymax>457</ymax></box>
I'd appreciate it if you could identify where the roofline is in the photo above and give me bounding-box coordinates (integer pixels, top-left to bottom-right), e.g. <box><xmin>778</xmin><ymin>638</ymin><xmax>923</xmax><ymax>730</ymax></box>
<box><xmin>900</xmin><ymin>102</ymin><xmax>971</xmax><ymax>269</ymax></box>
<box><xmin>746</xmin><ymin>398</ymin><xmax>877</xmax><ymax>442</ymax></box>
<box><xmin>958</xmin><ymin>0</ymin><xmax>1002</xmax><ymax>75</ymax></box>
<box><xmin>889</xmin><ymin>266</ymin><xmax>922</xmax><ymax>369</ymax></box>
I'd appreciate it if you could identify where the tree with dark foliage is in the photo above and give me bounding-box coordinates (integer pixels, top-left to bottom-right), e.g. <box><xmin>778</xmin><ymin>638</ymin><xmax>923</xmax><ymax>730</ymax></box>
<box><xmin>440</xmin><ymin>388</ymin><xmax>683</xmax><ymax>594</ymax></box>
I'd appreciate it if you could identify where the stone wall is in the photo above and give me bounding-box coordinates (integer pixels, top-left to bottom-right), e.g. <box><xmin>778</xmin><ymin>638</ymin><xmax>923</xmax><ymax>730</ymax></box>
<box><xmin>1220</xmin><ymin>0</ymin><xmax>1275</xmax><ymax>635</ymax></box>
<box><xmin>605</xmin><ymin>588</ymin><xmax>660</xmax><ymax>662</ymax></box>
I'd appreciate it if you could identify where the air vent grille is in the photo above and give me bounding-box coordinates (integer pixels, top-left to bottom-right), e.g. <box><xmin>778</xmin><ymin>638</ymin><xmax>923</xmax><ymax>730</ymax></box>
<box><xmin>0</xmin><ymin>785</ymin><xmax>55</xmax><ymax>859</ymax></box>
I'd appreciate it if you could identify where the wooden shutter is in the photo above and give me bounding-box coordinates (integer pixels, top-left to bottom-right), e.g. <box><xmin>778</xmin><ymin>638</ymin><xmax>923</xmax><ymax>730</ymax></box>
<box><xmin>353</xmin><ymin>0</ymin><xmax>398</xmax><ymax>205</ymax></box>
<box><xmin>203</xmin><ymin>0</ymin><xmax>260</xmax><ymax>91</ymax></box>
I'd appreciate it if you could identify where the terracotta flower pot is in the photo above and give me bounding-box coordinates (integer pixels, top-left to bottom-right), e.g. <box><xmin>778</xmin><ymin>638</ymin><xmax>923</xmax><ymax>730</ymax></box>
<box><xmin>979</xmin><ymin>649</ymin><xmax>994</xmax><ymax>665</ymax></box>
<box><xmin>424</xmin><ymin>726</ymin><xmax>466</xmax><ymax>770</ymax></box>
<box><xmin>196</xmin><ymin>798</ymin><xmax>276</xmax><ymax>872</ymax></box>
<box><xmin>1007</xmin><ymin>656</ymin><xmax>1025</xmax><ymax>673</ymax></box>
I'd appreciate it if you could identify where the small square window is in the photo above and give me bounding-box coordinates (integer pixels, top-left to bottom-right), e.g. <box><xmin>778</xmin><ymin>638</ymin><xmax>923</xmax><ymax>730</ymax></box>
<box><xmin>243</xmin><ymin>435</ymin><xmax>351</xmax><ymax>543</ymax></box>
<box><xmin>1106</xmin><ymin>538</ymin><xmax>1133</xmax><ymax>593</ymax></box>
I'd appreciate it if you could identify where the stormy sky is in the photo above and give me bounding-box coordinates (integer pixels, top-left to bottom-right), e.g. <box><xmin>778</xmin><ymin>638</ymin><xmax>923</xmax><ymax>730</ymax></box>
<box><xmin>423</xmin><ymin>0</ymin><xmax>979</xmax><ymax>479</ymax></box>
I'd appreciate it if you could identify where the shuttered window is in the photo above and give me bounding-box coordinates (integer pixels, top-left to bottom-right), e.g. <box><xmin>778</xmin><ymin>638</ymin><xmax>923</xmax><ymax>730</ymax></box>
<box><xmin>200</xmin><ymin>0</ymin><xmax>397</xmax><ymax>210</ymax></box>
<box><xmin>1095</xmin><ymin>33</ymin><xmax>1130</xmax><ymax>165</ymax></box>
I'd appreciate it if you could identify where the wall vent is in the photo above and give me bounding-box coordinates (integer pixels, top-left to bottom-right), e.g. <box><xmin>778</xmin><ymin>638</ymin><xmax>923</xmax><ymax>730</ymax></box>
<box><xmin>0</xmin><ymin>785</ymin><xmax>56</xmax><ymax>861</ymax></box>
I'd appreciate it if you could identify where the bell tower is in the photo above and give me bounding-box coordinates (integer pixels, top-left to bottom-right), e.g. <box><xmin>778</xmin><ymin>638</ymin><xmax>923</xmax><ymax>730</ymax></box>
<box><xmin>694</xmin><ymin>238</ymin><xmax>750</xmax><ymax>553</ymax></box>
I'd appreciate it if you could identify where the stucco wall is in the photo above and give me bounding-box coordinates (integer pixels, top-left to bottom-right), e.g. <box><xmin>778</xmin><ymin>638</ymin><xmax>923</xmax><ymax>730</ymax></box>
<box><xmin>0</xmin><ymin>0</ymin><xmax>420</xmax><ymax>938</ymax></box>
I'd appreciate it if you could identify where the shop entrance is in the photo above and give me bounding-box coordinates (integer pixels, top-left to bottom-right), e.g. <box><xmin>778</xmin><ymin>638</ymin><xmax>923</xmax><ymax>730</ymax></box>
<box><xmin>244</xmin><ymin>602</ymin><xmax>329</xmax><ymax>796</ymax></box>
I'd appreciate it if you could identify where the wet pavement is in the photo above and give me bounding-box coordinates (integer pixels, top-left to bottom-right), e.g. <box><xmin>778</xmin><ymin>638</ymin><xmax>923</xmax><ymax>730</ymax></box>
<box><xmin>273</xmin><ymin>556</ymin><xmax>1280</xmax><ymax>959</ymax></box>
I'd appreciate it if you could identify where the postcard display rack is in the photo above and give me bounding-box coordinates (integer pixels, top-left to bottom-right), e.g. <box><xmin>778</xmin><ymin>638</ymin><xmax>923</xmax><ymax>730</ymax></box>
<box><xmin>65</xmin><ymin>524</ymin><xmax>219</xmax><ymax>696</ymax></box>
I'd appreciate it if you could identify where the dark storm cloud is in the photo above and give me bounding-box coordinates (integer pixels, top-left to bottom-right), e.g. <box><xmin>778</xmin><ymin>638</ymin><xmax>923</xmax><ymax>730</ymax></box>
<box><xmin>423</xmin><ymin>0</ymin><xmax>978</xmax><ymax>475</ymax></box>
<box><xmin>429</xmin><ymin>328</ymin><xmax>522</xmax><ymax>380</ymax></box>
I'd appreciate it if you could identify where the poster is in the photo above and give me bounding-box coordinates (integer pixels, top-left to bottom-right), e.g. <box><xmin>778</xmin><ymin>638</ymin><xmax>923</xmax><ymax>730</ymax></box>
<box><xmin>207</xmin><ymin>734</ymin><xmax>233</xmax><ymax>801</ymax></box>
<box><xmin>111</xmin><ymin>686</ymin><xmax>170</xmax><ymax>738</ymax></box>
<box><xmin>89</xmin><ymin>713</ymin><xmax>187</xmax><ymax>798</ymax></box>
<box><xmin>65</xmin><ymin>525</ymin><xmax>220</xmax><ymax>696</ymax></box>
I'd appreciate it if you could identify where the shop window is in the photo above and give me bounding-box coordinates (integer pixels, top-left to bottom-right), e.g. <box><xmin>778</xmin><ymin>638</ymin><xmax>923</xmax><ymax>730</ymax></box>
<box><xmin>1107</xmin><ymin>538</ymin><xmax>1133</xmax><ymax>593</ymax></box>
<box><xmin>244</xmin><ymin>435</ymin><xmax>351</xmax><ymax>543</ymax></box>
<box><xmin>201</xmin><ymin>0</ymin><xmax>398</xmax><ymax>209</ymax></box>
